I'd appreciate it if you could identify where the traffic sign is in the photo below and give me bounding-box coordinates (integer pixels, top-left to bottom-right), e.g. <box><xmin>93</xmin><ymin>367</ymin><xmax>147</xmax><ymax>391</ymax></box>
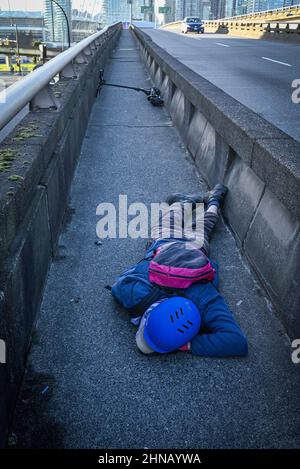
<box><xmin>141</xmin><ymin>6</ymin><xmax>154</xmax><ymax>13</ymax></box>
<box><xmin>158</xmin><ymin>7</ymin><xmax>171</xmax><ymax>13</ymax></box>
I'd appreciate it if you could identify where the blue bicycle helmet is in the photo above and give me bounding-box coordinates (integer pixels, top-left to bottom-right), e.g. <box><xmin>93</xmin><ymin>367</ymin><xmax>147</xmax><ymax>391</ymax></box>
<box><xmin>143</xmin><ymin>297</ymin><xmax>201</xmax><ymax>353</ymax></box>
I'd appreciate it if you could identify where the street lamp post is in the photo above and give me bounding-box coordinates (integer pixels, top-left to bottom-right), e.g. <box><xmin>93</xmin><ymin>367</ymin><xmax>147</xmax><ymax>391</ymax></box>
<box><xmin>50</xmin><ymin>0</ymin><xmax>71</xmax><ymax>48</ymax></box>
<box><xmin>50</xmin><ymin>0</ymin><xmax>55</xmax><ymax>42</ymax></box>
<box><xmin>128</xmin><ymin>0</ymin><xmax>133</xmax><ymax>25</ymax></box>
<box><xmin>11</xmin><ymin>23</ymin><xmax>21</xmax><ymax>75</ymax></box>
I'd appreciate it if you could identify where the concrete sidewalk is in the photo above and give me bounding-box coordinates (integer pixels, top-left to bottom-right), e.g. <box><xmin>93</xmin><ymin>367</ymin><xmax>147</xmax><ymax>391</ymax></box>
<box><xmin>10</xmin><ymin>31</ymin><xmax>300</xmax><ymax>449</ymax></box>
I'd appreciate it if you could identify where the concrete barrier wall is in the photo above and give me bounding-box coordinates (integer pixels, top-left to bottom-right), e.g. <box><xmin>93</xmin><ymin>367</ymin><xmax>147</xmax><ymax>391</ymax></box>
<box><xmin>133</xmin><ymin>27</ymin><xmax>300</xmax><ymax>339</ymax></box>
<box><xmin>0</xmin><ymin>24</ymin><xmax>121</xmax><ymax>445</ymax></box>
<box><xmin>204</xmin><ymin>21</ymin><xmax>300</xmax><ymax>43</ymax></box>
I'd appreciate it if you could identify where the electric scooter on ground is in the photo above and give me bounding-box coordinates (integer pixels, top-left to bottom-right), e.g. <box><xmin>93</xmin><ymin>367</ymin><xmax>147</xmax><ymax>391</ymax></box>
<box><xmin>96</xmin><ymin>69</ymin><xmax>164</xmax><ymax>107</ymax></box>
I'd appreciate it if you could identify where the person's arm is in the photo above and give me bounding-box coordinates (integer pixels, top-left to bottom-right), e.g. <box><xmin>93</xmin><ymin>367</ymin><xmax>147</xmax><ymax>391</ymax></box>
<box><xmin>190</xmin><ymin>295</ymin><xmax>248</xmax><ymax>357</ymax></box>
<box><xmin>111</xmin><ymin>260</ymin><xmax>153</xmax><ymax>312</ymax></box>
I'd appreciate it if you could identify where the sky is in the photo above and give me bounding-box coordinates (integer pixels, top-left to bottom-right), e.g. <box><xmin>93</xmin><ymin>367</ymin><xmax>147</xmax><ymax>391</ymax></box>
<box><xmin>1</xmin><ymin>1</ymin><xmax>99</xmax><ymax>13</ymax></box>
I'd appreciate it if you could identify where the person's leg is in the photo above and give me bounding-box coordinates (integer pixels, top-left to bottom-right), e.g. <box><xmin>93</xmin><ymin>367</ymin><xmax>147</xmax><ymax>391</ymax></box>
<box><xmin>151</xmin><ymin>184</ymin><xmax>227</xmax><ymax>247</ymax></box>
<box><xmin>202</xmin><ymin>205</ymin><xmax>219</xmax><ymax>255</ymax></box>
<box><xmin>165</xmin><ymin>193</ymin><xmax>204</xmax><ymax>206</ymax></box>
<box><xmin>151</xmin><ymin>202</ymin><xmax>187</xmax><ymax>241</ymax></box>
<box><xmin>198</xmin><ymin>184</ymin><xmax>228</xmax><ymax>254</ymax></box>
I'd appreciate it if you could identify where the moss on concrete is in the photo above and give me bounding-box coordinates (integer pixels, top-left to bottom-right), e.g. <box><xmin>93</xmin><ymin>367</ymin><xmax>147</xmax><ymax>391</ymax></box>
<box><xmin>12</xmin><ymin>123</ymin><xmax>43</xmax><ymax>143</ymax></box>
<box><xmin>8</xmin><ymin>175</ymin><xmax>24</xmax><ymax>182</ymax></box>
<box><xmin>0</xmin><ymin>148</ymin><xmax>17</xmax><ymax>173</ymax></box>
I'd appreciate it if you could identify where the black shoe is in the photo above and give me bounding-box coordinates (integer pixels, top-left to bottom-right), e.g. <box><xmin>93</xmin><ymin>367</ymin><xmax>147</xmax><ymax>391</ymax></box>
<box><xmin>165</xmin><ymin>193</ymin><xmax>204</xmax><ymax>206</ymax></box>
<box><xmin>203</xmin><ymin>184</ymin><xmax>228</xmax><ymax>207</ymax></box>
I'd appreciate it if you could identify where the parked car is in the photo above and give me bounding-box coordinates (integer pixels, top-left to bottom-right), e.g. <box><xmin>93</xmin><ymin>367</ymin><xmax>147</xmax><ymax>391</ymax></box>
<box><xmin>181</xmin><ymin>17</ymin><xmax>204</xmax><ymax>34</ymax></box>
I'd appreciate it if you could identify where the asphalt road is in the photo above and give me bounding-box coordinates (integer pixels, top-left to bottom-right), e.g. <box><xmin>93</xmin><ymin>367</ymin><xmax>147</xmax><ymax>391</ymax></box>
<box><xmin>145</xmin><ymin>29</ymin><xmax>300</xmax><ymax>143</ymax></box>
<box><xmin>10</xmin><ymin>31</ymin><xmax>300</xmax><ymax>449</ymax></box>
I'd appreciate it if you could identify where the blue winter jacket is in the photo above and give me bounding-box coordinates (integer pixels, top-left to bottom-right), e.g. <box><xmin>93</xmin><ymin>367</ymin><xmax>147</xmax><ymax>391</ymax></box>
<box><xmin>111</xmin><ymin>239</ymin><xmax>248</xmax><ymax>357</ymax></box>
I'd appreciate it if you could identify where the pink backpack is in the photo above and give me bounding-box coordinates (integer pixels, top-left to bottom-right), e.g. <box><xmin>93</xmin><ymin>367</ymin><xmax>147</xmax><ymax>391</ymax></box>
<box><xmin>149</xmin><ymin>241</ymin><xmax>215</xmax><ymax>289</ymax></box>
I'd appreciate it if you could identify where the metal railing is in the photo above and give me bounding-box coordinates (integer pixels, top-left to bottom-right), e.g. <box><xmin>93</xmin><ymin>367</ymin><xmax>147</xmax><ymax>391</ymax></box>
<box><xmin>0</xmin><ymin>22</ymin><xmax>121</xmax><ymax>131</ymax></box>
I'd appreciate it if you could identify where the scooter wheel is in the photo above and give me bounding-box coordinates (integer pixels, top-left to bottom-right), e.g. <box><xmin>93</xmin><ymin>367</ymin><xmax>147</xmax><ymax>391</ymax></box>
<box><xmin>150</xmin><ymin>96</ymin><xmax>164</xmax><ymax>106</ymax></box>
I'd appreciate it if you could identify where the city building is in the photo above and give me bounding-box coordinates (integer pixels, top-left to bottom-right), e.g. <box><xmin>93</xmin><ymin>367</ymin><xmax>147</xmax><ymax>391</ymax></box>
<box><xmin>234</xmin><ymin>0</ymin><xmax>248</xmax><ymax>16</ymax></box>
<box><xmin>99</xmin><ymin>0</ymin><xmax>155</xmax><ymax>24</ymax></box>
<box><xmin>71</xmin><ymin>13</ymin><xmax>99</xmax><ymax>42</ymax></box>
<box><xmin>225</xmin><ymin>0</ymin><xmax>235</xmax><ymax>16</ymax></box>
<box><xmin>44</xmin><ymin>0</ymin><xmax>72</xmax><ymax>43</ymax></box>
<box><xmin>99</xmin><ymin>0</ymin><xmax>131</xmax><ymax>24</ymax></box>
<box><xmin>245</xmin><ymin>0</ymin><xmax>298</xmax><ymax>14</ymax></box>
<box><xmin>174</xmin><ymin>0</ymin><xmax>300</xmax><ymax>21</ymax></box>
<box><xmin>133</xmin><ymin>0</ymin><xmax>148</xmax><ymax>20</ymax></box>
<box><xmin>175</xmin><ymin>0</ymin><xmax>202</xmax><ymax>20</ymax></box>
<box><xmin>210</xmin><ymin>0</ymin><xmax>226</xmax><ymax>18</ymax></box>
<box><xmin>154</xmin><ymin>0</ymin><xmax>175</xmax><ymax>25</ymax></box>
<box><xmin>0</xmin><ymin>10</ymin><xmax>44</xmax><ymax>44</ymax></box>
<box><xmin>174</xmin><ymin>0</ymin><xmax>213</xmax><ymax>21</ymax></box>
<box><xmin>201</xmin><ymin>1</ymin><xmax>213</xmax><ymax>18</ymax></box>
<box><xmin>0</xmin><ymin>7</ymin><xmax>99</xmax><ymax>48</ymax></box>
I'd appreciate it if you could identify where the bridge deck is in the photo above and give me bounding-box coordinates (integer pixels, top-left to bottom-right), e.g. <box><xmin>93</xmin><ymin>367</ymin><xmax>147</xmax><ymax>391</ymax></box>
<box><xmin>10</xmin><ymin>31</ymin><xmax>300</xmax><ymax>449</ymax></box>
<box><xmin>145</xmin><ymin>29</ymin><xmax>300</xmax><ymax>143</ymax></box>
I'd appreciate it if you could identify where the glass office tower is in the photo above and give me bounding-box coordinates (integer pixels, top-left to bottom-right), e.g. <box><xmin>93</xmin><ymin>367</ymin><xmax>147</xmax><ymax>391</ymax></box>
<box><xmin>44</xmin><ymin>0</ymin><xmax>72</xmax><ymax>44</ymax></box>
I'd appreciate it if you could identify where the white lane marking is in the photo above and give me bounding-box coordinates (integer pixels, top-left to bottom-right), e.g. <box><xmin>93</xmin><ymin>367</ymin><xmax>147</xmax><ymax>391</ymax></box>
<box><xmin>261</xmin><ymin>56</ymin><xmax>292</xmax><ymax>67</ymax></box>
<box><xmin>216</xmin><ymin>42</ymin><xmax>230</xmax><ymax>47</ymax></box>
